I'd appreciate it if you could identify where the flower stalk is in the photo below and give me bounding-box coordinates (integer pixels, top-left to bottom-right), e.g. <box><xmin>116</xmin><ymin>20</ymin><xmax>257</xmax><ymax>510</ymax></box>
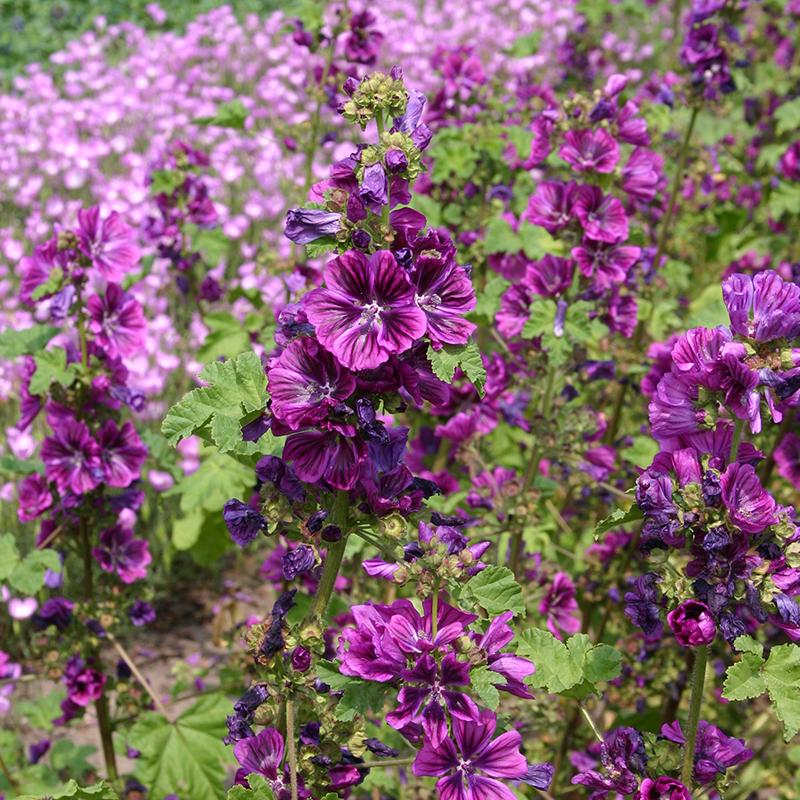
<box><xmin>681</xmin><ymin>645</ymin><xmax>709</xmax><ymax>787</ymax></box>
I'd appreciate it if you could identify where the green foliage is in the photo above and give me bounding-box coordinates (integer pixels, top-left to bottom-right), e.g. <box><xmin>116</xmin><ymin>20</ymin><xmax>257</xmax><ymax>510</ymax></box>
<box><xmin>471</xmin><ymin>665</ymin><xmax>504</xmax><ymax>710</ymax></box>
<box><xmin>29</xmin><ymin>348</ymin><xmax>80</xmax><ymax>395</ymax></box>
<box><xmin>0</xmin><ymin>324</ymin><xmax>59</xmax><ymax>359</ymax></box>
<box><xmin>723</xmin><ymin>637</ymin><xmax>800</xmax><ymax>740</ymax></box>
<box><xmin>594</xmin><ymin>504</ymin><xmax>642</xmax><ymax>538</ymax></box>
<box><xmin>522</xmin><ymin>298</ymin><xmax>605</xmax><ymax>366</ymax></box>
<box><xmin>14</xmin><ymin>781</ymin><xmax>119</xmax><ymax>800</ymax></box>
<box><xmin>462</xmin><ymin>565</ymin><xmax>525</xmax><ymax>617</ymax></box>
<box><xmin>0</xmin><ymin>533</ymin><xmax>61</xmax><ymax>595</ymax></box>
<box><xmin>774</xmin><ymin>98</ymin><xmax>800</xmax><ymax>137</ymax></box>
<box><xmin>128</xmin><ymin>694</ymin><xmax>235</xmax><ymax>800</ymax></box>
<box><xmin>187</xmin><ymin>225</ymin><xmax>231</xmax><ymax>265</ymax></box>
<box><xmin>198</xmin><ymin>311</ymin><xmax>253</xmax><ymax>361</ymax></box>
<box><xmin>150</xmin><ymin>169</ymin><xmax>185</xmax><ymax>195</ymax></box>
<box><xmin>768</xmin><ymin>182</ymin><xmax>800</xmax><ymax>220</ymax></box>
<box><xmin>162</xmin><ymin>350</ymin><xmax>269</xmax><ymax>452</ymax></box>
<box><xmin>226</xmin><ymin>774</ymin><xmax>276</xmax><ymax>800</ymax></box>
<box><xmin>15</xmin><ymin>688</ymin><xmax>67</xmax><ymax>731</ymax></box>
<box><xmin>470</xmin><ymin>274</ymin><xmax>510</xmax><ymax>325</ymax></box>
<box><xmin>517</xmin><ymin>629</ymin><xmax>622</xmax><ymax>698</ymax></box>
<box><xmin>427</xmin><ymin>342</ymin><xmax>486</xmax><ymax>396</ymax></box>
<box><xmin>195</xmin><ymin>99</ymin><xmax>249</xmax><ymax>130</ymax></box>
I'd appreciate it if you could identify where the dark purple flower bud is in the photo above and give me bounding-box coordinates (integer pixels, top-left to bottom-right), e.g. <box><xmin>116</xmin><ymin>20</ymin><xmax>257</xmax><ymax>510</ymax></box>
<box><xmin>430</xmin><ymin>512</ymin><xmax>466</xmax><ymax>527</ymax></box>
<box><xmin>32</xmin><ymin>597</ymin><xmax>74</xmax><ymax>631</ymax></box>
<box><xmin>307</xmin><ymin>510</ymin><xmax>328</xmax><ymax>533</ymax></box>
<box><xmin>128</xmin><ymin>600</ymin><xmax>156</xmax><ymax>627</ymax></box>
<box><xmin>359</xmin><ymin>163</ymin><xmax>389</xmax><ymax>210</ymax></box>
<box><xmin>636</xmin><ymin>470</ymin><xmax>675</xmax><ymax>520</ymax></box>
<box><xmin>301</xmin><ymin>721</ymin><xmax>321</xmax><ymax>745</ymax></box>
<box><xmin>234</xmin><ymin>684</ymin><xmax>269</xmax><ymax>717</ymax></box>
<box><xmin>385</xmin><ymin>148</ymin><xmax>408</xmax><ymax>173</ymax></box>
<box><xmin>624</xmin><ymin>573</ymin><xmax>664</xmax><ymax>640</ymax></box>
<box><xmin>242</xmin><ymin>413</ymin><xmax>272</xmax><ymax>443</ymax></box>
<box><xmin>411</xmin><ymin>123</ymin><xmax>433</xmax><ymax>151</ymax></box>
<box><xmin>343</xmin><ymin>76</ymin><xmax>359</xmax><ymax>96</ymax></box>
<box><xmin>117</xmin><ymin>659</ymin><xmax>132</xmax><ymax>680</ymax></box>
<box><xmin>390</xmin><ymin>65</ymin><xmax>403</xmax><ymax>80</ymax></box>
<box><xmin>291</xmin><ymin>646</ymin><xmax>312</xmax><ymax>673</ymax></box>
<box><xmin>28</xmin><ymin>739</ymin><xmax>51</xmax><ymax>765</ymax></box>
<box><xmin>198</xmin><ymin>275</ymin><xmax>223</xmax><ymax>302</ymax></box>
<box><xmin>223</xmin><ymin>499</ymin><xmax>266</xmax><ymax>547</ymax></box>
<box><xmin>284</xmin><ymin>208</ymin><xmax>341</xmax><ymax>245</ymax></box>
<box><xmin>589</xmin><ymin>99</ymin><xmax>615</xmax><ymax>122</ymax></box>
<box><xmin>351</xmin><ymin>229</ymin><xmax>371</xmax><ymax>249</ymax></box>
<box><xmin>667</xmin><ymin>600</ymin><xmax>716</xmax><ymax>647</ymax></box>
<box><xmin>322</xmin><ymin>525</ymin><xmax>342</xmax><ymax>542</ymax></box>
<box><xmin>365</xmin><ymin>738</ymin><xmax>400</xmax><ymax>758</ymax></box>
<box><xmin>86</xmin><ymin>619</ymin><xmax>107</xmax><ymax>638</ymax></box>
<box><xmin>282</xmin><ymin>545</ymin><xmax>316</xmax><ymax>580</ymax></box>
<box><xmin>224</xmin><ymin>713</ymin><xmax>255</xmax><ymax>744</ymax></box>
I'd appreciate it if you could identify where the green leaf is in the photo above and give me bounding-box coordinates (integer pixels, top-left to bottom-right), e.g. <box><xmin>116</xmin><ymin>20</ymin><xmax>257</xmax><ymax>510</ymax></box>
<box><xmin>188</xmin><ymin>225</ymin><xmax>229</xmax><ymax>265</ymax></box>
<box><xmin>150</xmin><ymin>169</ymin><xmax>185</xmax><ymax>195</ymax></box>
<box><xmin>226</xmin><ymin>773</ymin><xmax>276</xmax><ymax>799</ymax></box>
<box><xmin>470</xmin><ymin>275</ymin><xmax>510</xmax><ymax>323</ymax></box>
<box><xmin>723</xmin><ymin>653</ymin><xmax>767</xmax><ymax>701</ymax></box>
<box><xmin>463</xmin><ymin>566</ymin><xmax>525</xmax><ymax>617</ymax></box>
<box><xmin>15</xmin><ymin>780</ymin><xmax>120</xmax><ymax>799</ymax></box>
<box><xmin>764</xmin><ymin>644</ymin><xmax>800</xmax><ymax>740</ymax></box>
<box><xmin>195</xmin><ymin>99</ymin><xmax>249</xmax><ymax>130</ymax></box>
<box><xmin>15</xmin><ymin>688</ymin><xmax>66</xmax><ymax>731</ymax></box>
<box><xmin>305</xmin><ymin>237</ymin><xmax>337</xmax><ymax>258</ymax></box>
<box><xmin>334</xmin><ymin>681</ymin><xmax>391</xmax><ymax>722</ymax></box>
<box><xmin>0</xmin><ymin>325</ymin><xmax>59</xmax><ymax>358</ymax></box>
<box><xmin>426</xmin><ymin>342</ymin><xmax>486</xmax><ymax>396</ymax></box>
<box><xmin>166</xmin><ymin>451</ymin><xmax>254</xmax><ymax>514</ymax></box>
<box><xmin>594</xmin><ymin>504</ymin><xmax>642</xmax><ymax>538</ymax></box>
<box><xmin>0</xmin><ymin>454</ymin><xmax>43</xmax><ymax>477</ymax></box>
<box><xmin>31</xmin><ymin>267</ymin><xmax>64</xmax><ymax>301</ymax></box>
<box><xmin>9</xmin><ymin>549</ymin><xmax>61</xmax><ymax>595</ymax></box>
<box><xmin>0</xmin><ymin>534</ymin><xmax>20</xmax><ymax>581</ymax></box>
<box><xmin>317</xmin><ymin>660</ymin><xmax>354</xmax><ymax>691</ymax></box>
<box><xmin>768</xmin><ymin>182</ymin><xmax>800</xmax><ymax>220</ymax></box>
<box><xmin>128</xmin><ymin>694</ymin><xmax>235</xmax><ymax>800</ymax></box>
<box><xmin>517</xmin><ymin>629</ymin><xmax>621</xmax><ymax>696</ymax></box>
<box><xmin>198</xmin><ymin>312</ymin><xmax>251</xmax><ymax>361</ymax></box>
<box><xmin>522</xmin><ymin>299</ymin><xmax>557</xmax><ymax>339</ymax></box>
<box><xmin>471</xmin><ymin>665</ymin><xmax>503</xmax><ymax>710</ymax></box>
<box><xmin>29</xmin><ymin>348</ymin><xmax>80</xmax><ymax>395</ymax></box>
<box><xmin>775</xmin><ymin>98</ymin><xmax>800</xmax><ymax>136</ymax></box>
<box><xmin>518</xmin><ymin>222</ymin><xmax>562</xmax><ymax>259</ymax></box>
<box><xmin>162</xmin><ymin>351</ymin><xmax>267</xmax><ymax>447</ymax></box>
<box><xmin>484</xmin><ymin>217</ymin><xmax>521</xmax><ymax>254</ymax></box>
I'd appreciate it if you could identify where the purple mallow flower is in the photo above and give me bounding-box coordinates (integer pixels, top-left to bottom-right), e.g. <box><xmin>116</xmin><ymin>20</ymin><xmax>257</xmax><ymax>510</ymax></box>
<box><xmin>638</xmin><ymin>776</ymin><xmax>691</xmax><ymax>799</ymax></box>
<box><xmin>719</xmin><ymin>462</ymin><xmax>777</xmax><ymax>534</ymax></box>
<box><xmin>223</xmin><ymin>498</ymin><xmax>267</xmax><ymax>546</ymax></box>
<box><xmin>87</xmin><ymin>284</ymin><xmax>147</xmax><ymax>359</ymax></box>
<box><xmin>304</xmin><ymin>250</ymin><xmax>427</xmax><ymax>371</ymax></box>
<box><xmin>233</xmin><ymin>727</ymin><xmax>310</xmax><ymax>799</ymax></box>
<box><xmin>128</xmin><ymin>600</ymin><xmax>156</xmax><ymax>627</ymax></box>
<box><xmin>267</xmin><ymin>337</ymin><xmax>356</xmax><ymax>430</ymax></box>
<box><xmin>17</xmin><ymin>474</ymin><xmax>53</xmax><ymax>522</ymax></box>
<box><xmin>92</xmin><ymin>526</ymin><xmax>151</xmax><ymax>584</ymax></box>
<box><xmin>96</xmin><ymin>420</ymin><xmax>147</xmax><ymax>488</ymax></box>
<box><xmin>32</xmin><ymin>598</ymin><xmax>74</xmax><ymax>631</ymax></box>
<box><xmin>63</xmin><ymin>655</ymin><xmax>106</xmax><ymax>707</ymax></box>
<box><xmin>412</xmin><ymin>709</ymin><xmax>529</xmax><ymax>800</ymax></box>
<box><xmin>667</xmin><ymin>599</ymin><xmax>716</xmax><ymax>647</ymax></box>
<box><xmin>76</xmin><ymin>207</ymin><xmax>140</xmax><ymax>282</ymax></box>
<box><xmin>722</xmin><ymin>270</ymin><xmax>800</xmax><ymax>342</ymax></box>
<box><xmin>41</xmin><ymin>418</ymin><xmax>102</xmax><ymax>495</ymax></box>
<box><xmin>539</xmin><ymin>572</ymin><xmax>581</xmax><ymax>640</ymax></box>
<box><xmin>559</xmin><ymin>129</ymin><xmax>619</xmax><ymax>173</ymax></box>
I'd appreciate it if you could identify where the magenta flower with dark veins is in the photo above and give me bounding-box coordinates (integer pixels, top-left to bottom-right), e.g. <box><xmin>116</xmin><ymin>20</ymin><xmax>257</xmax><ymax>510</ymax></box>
<box><xmin>303</xmin><ymin>250</ymin><xmax>427</xmax><ymax>371</ymax></box>
<box><xmin>387</xmin><ymin>652</ymin><xmax>480</xmax><ymax>748</ymax></box>
<box><xmin>622</xmin><ymin>148</ymin><xmax>664</xmax><ymax>202</ymax></box>
<box><xmin>523</xmin><ymin>181</ymin><xmax>577</xmax><ymax>234</ymax></box>
<box><xmin>648</xmin><ymin>373</ymin><xmax>706</xmax><ymax>441</ymax></box>
<box><xmin>63</xmin><ymin>656</ymin><xmax>106</xmax><ymax>707</ymax></box>
<box><xmin>637</xmin><ymin>776</ymin><xmax>691</xmax><ymax>800</ymax></box>
<box><xmin>86</xmin><ymin>284</ymin><xmax>148</xmax><ymax>359</ymax></box>
<box><xmin>472</xmin><ymin>611</ymin><xmax>535</xmax><ymax>698</ymax></box>
<box><xmin>667</xmin><ymin>599</ymin><xmax>716</xmax><ymax>647</ymax></box>
<box><xmin>233</xmin><ymin>727</ymin><xmax>310</xmax><ymax>799</ymax></box>
<box><xmin>41</xmin><ymin>418</ymin><xmax>102</xmax><ymax>495</ymax></box>
<box><xmin>92</xmin><ymin>525</ymin><xmax>152</xmax><ymax>584</ymax></box>
<box><xmin>497</xmin><ymin>284</ymin><xmax>535</xmax><ymax>338</ymax></box>
<box><xmin>775</xmin><ymin>433</ymin><xmax>800</xmax><ymax>490</ymax></box>
<box><xmin>539</xmin><ymin>572</ymin><xmax>581</xmax><ymax>640</ymax></box>
<box><xmin>525</xmin><ymin>255</ymin><xmax>575</xmax><ymax>297</ymax></box>
<box><xmin>19</xmin><ymin>239</ymin><xmax>69</xmax><ymax>305</ymax></box>
<box><xmin>410</xmin><ymin>253</ymin><xmax>476</xmax><ymax>346</ymax></box>
<box><xmin>722</xmin><ymin>271</ymin><xmax>800</xmax><ymax>342</ymax></box>
<box><xmin>96</xmin><ymin>420</ymin><xmax>147</xmax><ymax>488</ymax></box>
<box><xmin>17</xmin><ymin>473</ymin><xmax>53</xmax><ymax>522</ymax></box>
<box><xmin>75</xmin><ymin>207</ymin><xmax>140</xmax><ymax>282</ymax></box>
<box><xmin>573</xmin><ymin>185</ymin><xmax>629</xmax><ymax>243</ymax></box>
<box><xmin>719</xmin><ymin>462</ymin><xmax>777</xmax><ymax>534</ymax></box>
<box><xmin>661</xmin><ymin>720</ymin><xmax>753</xmax><ymax>784</ymax></box>
<box><xmin>267</xmin><ymin>338</ymin><xmax>356</xmax><ymax>430</ymax></box>
<box><xmin>412</xmin><ymin>709</ymin><xmax>528</xmax><ymax>800</ymax></box>
<box><xmin>559</xmin><ymin>129</ymin><xmax>620</xmax><ymax>173</ymax></box>
<box><xmin>282</xmin><ymin>429</ymin><xmax>365</xmax><ymax>489</ymax></box>
<box><xmin>571</xmin><ymin>240</ymin><xmax>640</xmax><ymax>290</ymax></box>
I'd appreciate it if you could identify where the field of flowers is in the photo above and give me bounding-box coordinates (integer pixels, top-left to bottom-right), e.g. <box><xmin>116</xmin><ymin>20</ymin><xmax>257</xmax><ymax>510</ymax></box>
<box><xmin>0</xmin><ymin>0</ymin><xmax>799</xmax><ymax>798</ymax></box>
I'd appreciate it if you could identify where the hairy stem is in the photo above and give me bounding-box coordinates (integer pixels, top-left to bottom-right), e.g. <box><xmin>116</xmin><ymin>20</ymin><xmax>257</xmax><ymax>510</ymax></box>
<box><xmin>359</xmin><ymin>756</ymin><xmax>416</xmax><ymax>769</ymax></box>
<box><xmin>681</xmin><ymin>645</ymin><xmax>708</xmax><ymax>787</ymax></box>
<box><xmin>286</xmin><ymin>695</ymin><xmax>299</xmax><ymax>800</ymax></box>
<box><xmin>107</xmin><ymin>631</ymin><xmax>171</xmax><ymax>721</ymax></box>
<box><xmin>309</xmin><ymin>490</ymin><xmax>350</xmax><ymax>620</ymax></box>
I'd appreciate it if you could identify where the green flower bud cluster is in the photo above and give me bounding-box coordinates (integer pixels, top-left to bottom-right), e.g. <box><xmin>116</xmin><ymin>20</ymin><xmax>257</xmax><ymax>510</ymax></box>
<box><xmin>360</xmin><ymin>131</ymin><xmax>423</xmax><ymax>181</ymax></box>
<box><xmin>340</xmin><ymin>72</ymin><xmax>408</xmax><ymax>129</ymax></box>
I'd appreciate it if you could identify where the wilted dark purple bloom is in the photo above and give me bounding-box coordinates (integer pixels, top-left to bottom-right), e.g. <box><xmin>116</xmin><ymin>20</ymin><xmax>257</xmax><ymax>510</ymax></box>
<box><xmin>28</xmin><ymin>739</ymin><xmax>51</xmax><ymax>765</ymax></box>
<box><xmin>32</xmin><ymin>597</ymin><xmax>74</xmax><ymax>631</ymax></box>
<box><xmin>624</xmin><ymin>573</ymin><xmax>664</xmax><ymax>639</ymax></box>
<box><xmin>359</xmin><ymin>163</ymin><xmax>389</xmax><ymax>211</ymax></box>
<box><xmin>128</xmin><ymin>600</ymin><xmax>156</xmax><ymax>627</ymax></box>
<box><xmin>291</xmin><ymin>646</ymin><xmax>312</xmax><ymax>673</ymax></box>
<box><xmin>282</xmin><ymin>545</ymin><xmax>316</xmax><ymax>580</ymax></box>
<box><xmin>284</xmin><ymin>208</ymin><xmax>340</xmax><ymax>245</ymax></box>
<box><xmin>223</xmin><ymin>498</ymin><xmax>267</xmax><ymax>546</ymax></box>
<box><xmin>234</xmin><ymin>684</ymin><xmax>269</xmax><ymax>718</ymax></box>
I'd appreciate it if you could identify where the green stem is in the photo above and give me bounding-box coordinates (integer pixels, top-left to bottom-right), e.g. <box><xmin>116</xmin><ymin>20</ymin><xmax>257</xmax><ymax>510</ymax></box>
<box><xmin>0</xmin><ymin>750</ymin><xmax>18</xmax><ymax>791</ymax></box>
<box><xmin>302</xmin><ymin>39</ymin><xmax>337</xmax><ymax>200</ymax></box>
<box><xmin>360</xmin><ymin>756</ymin><xmax>416</xmax><ymax>769</ymax></box>
<box><xmin>76</xmin><ymin>292</ymin><xmax>89</xmax><ymax>369</ymax></box>
<box><xmin>431</xmin><ymin>589</ymin><xmax>439</xmax><ymax>640</ymax></box>
<box><xmin>286</xmin><ymin>695</ymin><xmax>299</xmax><ymax>800</ymax></box>
<box><xmin>681</xmin><ymin>645</ymin><xmax>709</xmax><ymax>787</ymax></box>
<box><xmin>79</xmin><ymin>522</ymin><xmax>119</xmax><ymax>781</ymax></box>
<box><xmin>579</xmin><ymin>706</ymin><xmax>604</xmax><ymax>743</ymax></box>
<box><xmin>308</xmin><ymin>491</ymin><xmax>350</xmax><ymax>620</ymax></box>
